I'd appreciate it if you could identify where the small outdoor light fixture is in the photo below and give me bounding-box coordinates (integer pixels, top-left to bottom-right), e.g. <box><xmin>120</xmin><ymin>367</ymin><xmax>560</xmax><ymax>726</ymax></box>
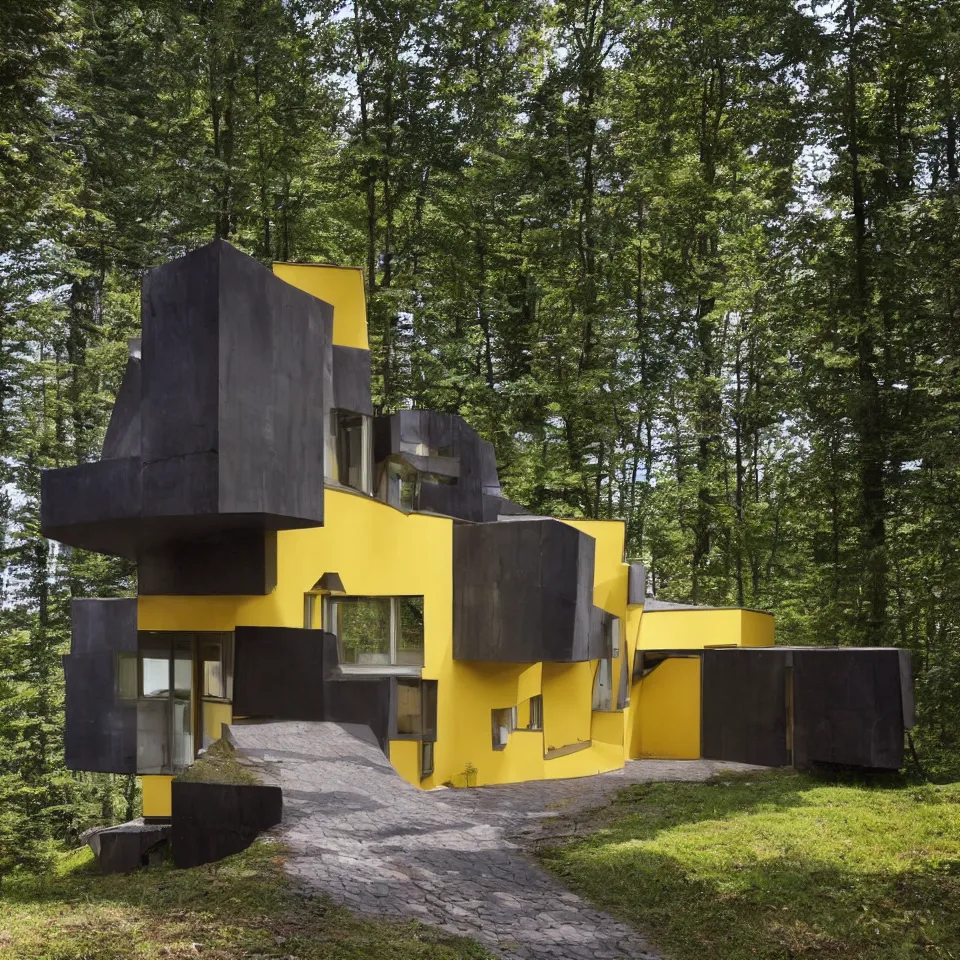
<box><xmin>311</xmin><ymin>571</ymin><xmax>346</xmax><ymax>595</ymax></box>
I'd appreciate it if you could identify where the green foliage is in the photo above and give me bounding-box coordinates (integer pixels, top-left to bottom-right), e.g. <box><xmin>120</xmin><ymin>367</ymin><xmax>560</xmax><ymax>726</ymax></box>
<box><xmin>539</xmin><ymin>771</ymin><xmax>960</xmax><ymax>959</ymax></box>
<box><xmin>1</xmin><ymin>0</ymin><xmax>959</xmax><ymax>872</ymax></box>
<box><xmin>0</xmin><ymin>841</ymin><xmax>492</xmax><ymax>958</ymax></box>
<box><xmin>176</xmin><ymin>738</ymin><xmax>261</xmax><ymax>786</ymax></box>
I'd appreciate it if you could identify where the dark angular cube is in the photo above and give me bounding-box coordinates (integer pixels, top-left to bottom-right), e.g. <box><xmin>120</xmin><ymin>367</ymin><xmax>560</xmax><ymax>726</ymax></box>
<box><xmin>40</xmin><ymin>241</ymin><xmax>333</xmax><ymax>592</ymax></box>
<box><xmin>453</xmin><ymin>518</ymin><xmax>596</xmax><ymax>662</ymax></box>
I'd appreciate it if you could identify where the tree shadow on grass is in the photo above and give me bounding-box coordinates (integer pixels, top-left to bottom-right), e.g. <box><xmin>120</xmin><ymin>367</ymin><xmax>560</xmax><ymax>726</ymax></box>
<box><xmin>556</xmin><ymin>768</ymin><xmax>915</xmax><ymax>845</ymax></box>
<box><xmin>537</xmin><ymin>770</ymin><xmax>960</xmax><ymax>960</ymax></box>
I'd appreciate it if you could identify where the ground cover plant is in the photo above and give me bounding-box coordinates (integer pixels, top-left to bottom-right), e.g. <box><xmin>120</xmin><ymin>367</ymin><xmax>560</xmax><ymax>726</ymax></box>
<box><xmin>538</xmin><ymin>770</ymin><xmax>960</xmax><ymax>960</ymax></box>
<box><xmin>0</xmin><ymin>840</ymin><xmax>491</xmax><ymax>960</ymax></box>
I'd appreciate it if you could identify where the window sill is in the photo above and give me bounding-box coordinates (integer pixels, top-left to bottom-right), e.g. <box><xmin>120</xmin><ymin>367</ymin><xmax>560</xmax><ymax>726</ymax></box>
<box><xmin>338</xmin><ymin>664</ymin><xmax>422</xmax><ymax>677</ymax></box>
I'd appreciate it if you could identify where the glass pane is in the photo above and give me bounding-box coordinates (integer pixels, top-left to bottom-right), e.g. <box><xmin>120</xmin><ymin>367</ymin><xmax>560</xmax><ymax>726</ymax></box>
<box><xmin>530</xmin><ymin>695</ymin><xmax>543</xmax><ymax>730</ymax></box>
<box><xmin>336</xmin><ymin>597</ymin><xmax>391</xmax><ymax>665</ymax></box>
<box><xmin>396</xmin><ymin>679</ymin><xmax>422</xmax><ymax>736</ymax></box>
<box><xmin>337</xmin><ymin>413</ymin><xmax>369</xmax><ymax>492</ymax></box>
<box><xmin>325</xmin><ymin>410</ymin><xmax>339</xmax><ymax>481</ymax></box>
<box><xmin>137</xmin><ymin>698</ymin><xmax>169</xmax><ymax>774</ymax></box>
<box><xmin>142</xmin><ymin>658</ymin><xmax>170</xmax><ymax>698</ymax></box>
<box><xmin>172</xmin><ymin>699</ymin><xmax>193</xmax><ymax>771</ymax></box>
<box><xmin>397</xmin><ymin>597</ymin><xmax>424</xmax><ymax>666</ymax></box>
<box><xmin>200</xmin><ymin>637</ymin><xmax>225</xmax><ymax>699</ymax></box>
<box><xmin>117</xmin><ymin>653</ymin><xmax>138</xmax><ymax>700</ymax></box>
<box><xmin>173</xmin><ymin>640</ymin><xmax>192</xmax><ymax>699</ymax></box>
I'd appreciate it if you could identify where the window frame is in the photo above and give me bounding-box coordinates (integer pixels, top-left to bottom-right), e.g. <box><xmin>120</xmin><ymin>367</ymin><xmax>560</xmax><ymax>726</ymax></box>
<box><xmin>330</xmin><ymin>409</ymin><xmax>373</xmax><ymax>495</ymax></box>
<box><xmin>420</xmin><ymin>740</ymin><xmax>435</xmax><ymax>780</ymax></box>
<box><xmin>324</xmin><ymin>595</ymin><xmax>425</xmax><ymax>668</ymax></box>
<box><xmin>491</xmin><ymin>706</ymin><xmax>517</xmax><ymax>751</ymax></box>
<box><xmin>528</xmin><ymin>694</ymin><xmax>544</xmax><ymax>731</ymax></box>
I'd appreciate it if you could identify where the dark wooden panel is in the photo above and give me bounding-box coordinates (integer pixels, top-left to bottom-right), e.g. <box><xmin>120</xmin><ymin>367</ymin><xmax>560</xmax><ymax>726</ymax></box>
<box><xmin>628</xmin><ymin>563</ymin><xmax>647</xmax><ymax>606</ymax></box>
<box><xmin>453</xmin><ymin>518</ymin><xmax>596</xmax><ymax>662</ymax></box>
<box><xmin>63</xmin><ymin>599</ymin><xmax>138</xmax><ymax>774</ymax></box>
<box><xmin>322</xmin><ymin>676</ymin><xmax>393</xmax><ymax>752</ymax></box>
<box><xmin>43</xmin><ymin>240</ymin><xmax>330</xmax><ymax>572</ymax></box>
<box><xmin>792</xmin><ymin>649</ymin><xmax>905</xmax><ymax>770</ymax></box>
<box><xmin>171</xmin><ymin>780</ymin><xmax>282</xmax><ymax>869</ymax></box>
<box><xmin>701</xmin><ymin>648</ymin><xmax>792</xmax><ymax>767</ymax></box>
<box><xmin>216</xmin><ymin>241</ymin><xmax>330</xmax><ymax>523</ymax></box>
<box><xmin>138</xmin><ymin>531</ymin><xmax>277</xmax><ymax>596</ymax></box>
<box><xmin>332</xmin><ymin>345</ymin><xmax>374</xmax><ymax>416</ymax></box>
<box><xmin>233</xmin><ymin>627</ymin><xmax>327</xmax><ymax>720</ymax></box>
<box><xmin>101</xmin><ymin>356</ymin><xmax>141</xmax><ymax>460</ymax></box>
<box><xmin>141</xmin><ymin>242</ymin><xmax>220</xmax><ymax>464</ymax></box>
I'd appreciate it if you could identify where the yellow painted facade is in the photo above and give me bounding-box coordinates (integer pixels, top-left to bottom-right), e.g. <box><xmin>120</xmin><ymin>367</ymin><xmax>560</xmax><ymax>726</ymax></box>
<box><xmin>142</xmin><ymin>775</ymin><xmax>174</xmax><ymax>819</ymax></box>
<box><xmin>137</xmin><ymin>262</ymin><xmax>778</xmax><ymax>815</ymax></box>
<box><xmin>271</xmin><ymin>262</ymin><xmax>368</xmax><ymax>349</ymax></box>
<box><xmin>630</xmin><ymin>658</ymin><xmax>702</xmax><ymax>759</ymax></box>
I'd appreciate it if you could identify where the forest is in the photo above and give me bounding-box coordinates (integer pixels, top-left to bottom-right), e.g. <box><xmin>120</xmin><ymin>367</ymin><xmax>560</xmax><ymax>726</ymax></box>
<box><xmin>1</xmin><ymin>0</ymin><xmax>958</xmax><ymax>870</ymax></box>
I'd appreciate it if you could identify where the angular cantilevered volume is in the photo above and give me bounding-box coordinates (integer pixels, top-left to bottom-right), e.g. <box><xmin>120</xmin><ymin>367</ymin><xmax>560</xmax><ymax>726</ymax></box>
<box><xmin>63</xmin><ymin>598</ymin><xmax>139</xmax><ymax>774</ymax></box>
<box><xmin>453</xmin><ymin>518</ymin><xmax>601</xmax><ymax>662</ymax></box>
<box><xmin>40</xmin><ymin>241</ymin><xmax>332</xmax><ymax>595</ymax></box>
<box><xmin>372</xmin><ymin>409</ymin><xmax>522</xmax><ymax>522</ymax></box>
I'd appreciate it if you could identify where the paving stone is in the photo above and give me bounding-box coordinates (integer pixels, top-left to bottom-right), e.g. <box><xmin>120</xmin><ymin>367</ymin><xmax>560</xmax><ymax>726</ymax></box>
<box><xmin>230</xmin><ymin>721</ymin><xmax>761</xmax><ymax>960</ymax></box>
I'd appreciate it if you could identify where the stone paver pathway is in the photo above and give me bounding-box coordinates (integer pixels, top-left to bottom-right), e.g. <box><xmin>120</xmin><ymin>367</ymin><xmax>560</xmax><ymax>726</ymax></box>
<box><xmin>229</xmin><ymin>721</ymin><xmax>761</xmax><ymax>960</ymax></box>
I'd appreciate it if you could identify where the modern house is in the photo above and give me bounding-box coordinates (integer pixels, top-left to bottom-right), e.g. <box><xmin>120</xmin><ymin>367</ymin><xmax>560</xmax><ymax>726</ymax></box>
<box><xmin>42</xmin><ymin>241</ymin><xmax>914</xmax><ymax>824</ymax></box>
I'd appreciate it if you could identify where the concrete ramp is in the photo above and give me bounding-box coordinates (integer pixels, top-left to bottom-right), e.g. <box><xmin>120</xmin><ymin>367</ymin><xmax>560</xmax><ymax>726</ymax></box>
<box><xmin>227</xmin><ymin>719</ymin><xmax>752</xmax><ymax>960</ymax></box>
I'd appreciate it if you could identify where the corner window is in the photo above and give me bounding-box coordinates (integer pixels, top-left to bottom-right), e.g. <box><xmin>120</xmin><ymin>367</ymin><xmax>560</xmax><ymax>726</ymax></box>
<box><xmin>326</xmin><ymin>595</ymin><xmax>424</xmax><ymax>667</ymax></box>
<box><xmin>332</xmin><ymin>410</ymin><xmax>373</xmax><ymax>494</ymax></box>
<box><xmin>132</xmin><ymin>632</ymin><xmax>233</xmax><ymax>775</ymax></box>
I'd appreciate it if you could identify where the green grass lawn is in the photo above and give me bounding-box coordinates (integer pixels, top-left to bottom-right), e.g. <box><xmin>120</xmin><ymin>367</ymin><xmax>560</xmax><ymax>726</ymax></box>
<box><xmin>0</xmin><ymin>840</ymin><xmax>491</xmax><ymax>960</ymax></box>
<box><xmin>538</xmin><ymin>770</ymin><xmax>960</xmax><ymax>960</ymax></box>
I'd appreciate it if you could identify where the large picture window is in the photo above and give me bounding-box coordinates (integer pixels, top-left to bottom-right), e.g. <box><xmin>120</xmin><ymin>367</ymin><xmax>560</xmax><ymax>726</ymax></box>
<box><xmin>129</xmin><ymin>632</ymin><xmax>233</xmax><ymax>775</ymax></box>
<box><xmin>325</xmin><ymin>595</ymin><xmax>424</xmax><ymax>667</ymax></box>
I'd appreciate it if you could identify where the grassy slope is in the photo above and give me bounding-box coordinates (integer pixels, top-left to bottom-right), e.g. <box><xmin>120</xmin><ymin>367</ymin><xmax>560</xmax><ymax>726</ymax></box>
<box><xmin>538</xmin><ymin>771</ymin><xmax>960</xmax><ymax>960</ymax></box>
<box><xmin>0</xmin><ymin>841</ymin><xmax>491</xmax><ymax>960</ymax></box>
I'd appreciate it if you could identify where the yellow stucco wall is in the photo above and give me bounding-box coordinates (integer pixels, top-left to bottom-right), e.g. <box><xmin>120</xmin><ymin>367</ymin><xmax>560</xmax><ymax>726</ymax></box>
<box><xmin>630</xmin><ymin>658</ymin><xmax>701</xmax><ymax>759</ymax></box>
<box><xmin>142</xmin><ymin>775</ymin><xmax>173</xmax><ymax>819</ymax></box>
<box><xmin>202</xmin><ymin>702</ymin><xmax>233</xmax><ymax>743</ymax></box>
<box><xmin>636</xmin><ymin>608</ymin><xmax>773</xmax><ymax>650</ymax></box>
<box><xmin>741</xmin><ymin>609</ymin><xmax>776</xmax><ymax>646</ymax></box>
<box><xmin>271</xmin><ymin>262</ymin><xmax>368</xmax><ymax>349</ymax></box>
